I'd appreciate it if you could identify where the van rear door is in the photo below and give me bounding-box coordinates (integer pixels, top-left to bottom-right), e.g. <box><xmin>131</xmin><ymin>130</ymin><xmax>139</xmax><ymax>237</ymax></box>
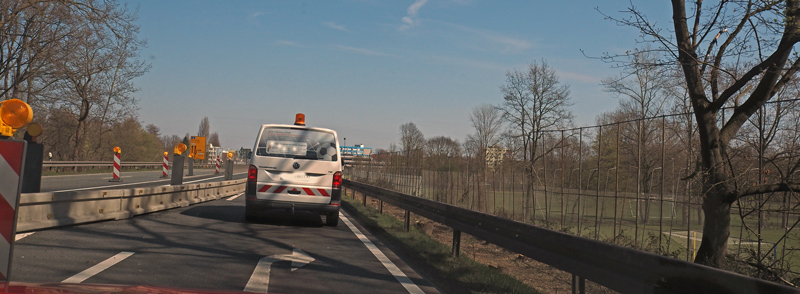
<box><xmin>251</xmin><ymin>126</ymin><xmax>340</xmax><ymax>204</ymax></box>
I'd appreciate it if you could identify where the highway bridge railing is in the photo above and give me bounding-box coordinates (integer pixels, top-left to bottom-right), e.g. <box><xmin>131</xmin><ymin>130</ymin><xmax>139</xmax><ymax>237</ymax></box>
<box><xmin>343</xmin><ymin>179</ymin><xmax>797</xmax><ymax>294</ymax></box>
<box><xmin>16</xmin><ymin>179</ymin><xmax>245</xmax><ymax>232</ymax></box>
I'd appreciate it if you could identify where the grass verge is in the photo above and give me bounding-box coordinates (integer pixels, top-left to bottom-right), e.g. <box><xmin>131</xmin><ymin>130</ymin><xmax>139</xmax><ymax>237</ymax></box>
<box><xmin>341</xmin><ymin>194</ymin><xmax>542</xmax><ymax>294</ymax></box>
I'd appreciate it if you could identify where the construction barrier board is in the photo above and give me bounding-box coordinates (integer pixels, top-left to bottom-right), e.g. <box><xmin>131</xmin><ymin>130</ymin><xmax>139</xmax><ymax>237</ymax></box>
<box><xmin>0</xmin><ymin>139</ymin><xmax>26</xmax><ymax>282</ymax></box>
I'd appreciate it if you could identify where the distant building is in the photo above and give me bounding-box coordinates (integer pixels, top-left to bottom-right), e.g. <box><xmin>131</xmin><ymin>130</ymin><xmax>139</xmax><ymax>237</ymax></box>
<box><xmin>341</xmin><ymin>144</ymin><xmax>372</xmax><ymax>157</ymax></box>
<box><xmin>485</xmin><ymin>145</ymin><xmax>509</xmax><ymax>172</ymax></box>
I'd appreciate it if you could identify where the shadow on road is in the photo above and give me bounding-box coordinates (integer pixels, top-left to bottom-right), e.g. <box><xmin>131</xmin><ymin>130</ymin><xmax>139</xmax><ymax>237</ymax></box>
<box><xmin>180</xmin><ymin>205</ymin><xmax>325</xmax><ymax>227</ymax></box>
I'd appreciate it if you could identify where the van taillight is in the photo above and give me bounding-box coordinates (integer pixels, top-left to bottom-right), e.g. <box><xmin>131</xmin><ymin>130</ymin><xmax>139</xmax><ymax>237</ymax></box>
<box><xmin>248</xmin><ymin>165</ymin><xmax>257</xmax><ymax>182</ymax></box>
<box><xmin>332</xmin><ymin>171</ymin><xmax>342</xmax><ymax>189</ymax></box>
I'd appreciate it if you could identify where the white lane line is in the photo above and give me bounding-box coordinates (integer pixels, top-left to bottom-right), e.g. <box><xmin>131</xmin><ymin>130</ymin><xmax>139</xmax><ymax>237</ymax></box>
<box><xmin>341</xmin><ymin>213</ymin><xmax>424</xmax><ymax>294</ymax></box>
<box><xmin>62</xmin><ymin>252</ymin><xmax>134</xmax><ymax>283</ymax></box>
<box><xmin>15</xmin><ymin>233</ymin><xmax>34</xmax><ymax>241</ymax></box>
<box><xmin>226</xmin><ymin>193</ymin><xmax>243</xmax><ymax>201</ymax></box>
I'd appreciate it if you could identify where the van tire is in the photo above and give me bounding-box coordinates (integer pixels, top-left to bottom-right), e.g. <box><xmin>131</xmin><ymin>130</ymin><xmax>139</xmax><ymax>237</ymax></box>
<box><xmin>245</xmin><ymin>214</ymin><xmax>257</xmax><ymax>222</ymax></box>
<box><xmin>245</xmin><ymin>206</ymin><xmax>258</xmax><ymax>222</ymax></box>
<box><xmin>325</xmin><ymin>212</ymin><xmax>339</xmax><ymax>226</ymax></box>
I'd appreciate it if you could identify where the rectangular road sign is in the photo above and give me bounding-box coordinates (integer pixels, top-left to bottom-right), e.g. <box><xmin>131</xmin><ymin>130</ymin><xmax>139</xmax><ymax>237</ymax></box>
<box><xmin>0</xmin><ymin>139</ymin><xmax>26</xmax><ymax>282</ymax></box>
<box><xmin>190</xmin><ymin>136</ymin><xmax>206</xmax><ymax>160</ymax></box>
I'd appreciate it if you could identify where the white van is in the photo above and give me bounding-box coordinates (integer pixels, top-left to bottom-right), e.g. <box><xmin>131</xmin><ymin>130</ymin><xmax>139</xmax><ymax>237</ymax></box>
<box><xmin>245</xmin><ymin>114</ymin><xmax>343</xmax><ymax>226</ymax></box>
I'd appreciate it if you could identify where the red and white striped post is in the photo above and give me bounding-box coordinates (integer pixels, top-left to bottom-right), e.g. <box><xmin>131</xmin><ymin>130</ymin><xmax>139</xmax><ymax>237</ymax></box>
<box><xmin>0</xmin><ymin>139</ymin><xmax>26</xmax><ymax>284</ymax></box>
<box><xmin>109</xmin><ymin>146</ymin><xmax>122</xmax><ymax>182</ymax></box>
<box><xmin>215</xmin><ymin>154</ymin><xmax>220</xmax><ymax>174</ymax></box>
<box><xmin>160</xmin><ymin>151</ymin><xmax>169</xmax><ymax>178</ymax></box>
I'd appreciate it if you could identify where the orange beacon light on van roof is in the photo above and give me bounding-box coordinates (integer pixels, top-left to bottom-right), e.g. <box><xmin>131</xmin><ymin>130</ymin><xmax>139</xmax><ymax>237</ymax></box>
<box><xmin>295</xmin><ymin>113</ymin><xmax>306</xmax><ymax>126</ymax></box>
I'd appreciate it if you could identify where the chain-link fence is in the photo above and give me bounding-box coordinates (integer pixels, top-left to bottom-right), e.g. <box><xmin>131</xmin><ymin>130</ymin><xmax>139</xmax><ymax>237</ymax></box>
<box><xmin>344</xmin><ymin>98</ymin><xmax>800</xmax><ymax>283</ymax></box>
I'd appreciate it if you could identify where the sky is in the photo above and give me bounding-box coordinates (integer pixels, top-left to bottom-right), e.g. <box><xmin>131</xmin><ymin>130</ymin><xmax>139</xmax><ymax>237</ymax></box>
<box><xmin>124</xmin><ymin>0</ymin><xmax>667</xmax><ymax>151</ymax></box>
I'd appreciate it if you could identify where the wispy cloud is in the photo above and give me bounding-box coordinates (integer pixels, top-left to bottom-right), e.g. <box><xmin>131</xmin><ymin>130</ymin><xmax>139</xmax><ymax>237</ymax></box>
<box><xmin>400</xmin><ymin>0</ymin><xmax>428</xmax><ymax>31</ymax></box>
<box><xmin>277</xmin><ymin>40</ymin><xmax>301</xmax><ymax>47</ymax></box>
<box><xmin>323</xmin><ymin>22</ymin><xmax>347</xmax><ymax>31</ymax></box>
<box><xmin>441</xmin><ymin>22</ymin><xmax>533</xmax><ymax>53</ymax></box>
<box><xmin>246</xmin><ymin>11</ymin><xmax>267</xmax><ymax>25</ymax></box>
<box><xmin>333</xmin><ymin>45</ymin><xmax>395</xmax><ymax>57</ymax></box>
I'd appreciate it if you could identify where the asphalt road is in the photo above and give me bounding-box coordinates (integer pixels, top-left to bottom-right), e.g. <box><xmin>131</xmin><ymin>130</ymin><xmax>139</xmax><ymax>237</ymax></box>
<box><xmin>10</xmin><ymin>193</ymin><xmax>440</xmax><ymax>293</ymax></box>
<box><xmin>39</xmin><ymin>165</ymin><xmax>248</xmax><ymax>193</ymax></box>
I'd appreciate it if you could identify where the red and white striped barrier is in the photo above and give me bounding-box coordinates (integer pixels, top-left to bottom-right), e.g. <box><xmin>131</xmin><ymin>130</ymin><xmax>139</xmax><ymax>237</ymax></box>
<box><xmin>160</xmin><ymin>153</ymin><xmax>169</xmax><ymax>178</ymax></box>
<box><xmin>215</xmin><ymin>155</ymin><xmax>220</xmax><ymax>174</ymax></box>
<box><xmin>0</xmin><ymin>139</ymin><xmax>25</xmax><ymax>282</ymax></box>
<box><xmin>109</xmin><ymin>151</ymin><xmax>121</xmax><ymax>182</ymax></box>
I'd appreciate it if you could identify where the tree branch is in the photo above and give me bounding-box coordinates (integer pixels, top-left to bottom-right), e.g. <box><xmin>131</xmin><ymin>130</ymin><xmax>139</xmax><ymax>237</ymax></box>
<box><xmin>734</xmin><ymin>182</ymin><xmax>800</xmax><ymax>200</ymax></box>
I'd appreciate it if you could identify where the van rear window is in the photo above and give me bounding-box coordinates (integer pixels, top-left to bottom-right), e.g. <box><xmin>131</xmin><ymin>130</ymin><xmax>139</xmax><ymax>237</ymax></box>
<box><xmin>255</xmin><ymin>127</ymin><xmax>338</xmax><ymax>161</ymax></box>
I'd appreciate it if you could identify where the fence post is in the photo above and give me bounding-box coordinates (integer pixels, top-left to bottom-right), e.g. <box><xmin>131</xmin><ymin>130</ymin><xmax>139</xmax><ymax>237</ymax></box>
<box><xmin>452</xmin><ymin>230</ymin><xmax>461</xmax><ymax>257</ymax></box>
<box><xmin>404</xmin><ymin>210</ymin><xmax>411</xmax><ymax>232</ymax></box>
<box><xmin>572</xmin><ymin>274</ymin><xmax>585</xmax><ymax>294</ymax></box>
<box><xmin>379</xmin><ymin>200</ymin><xmax>383</xmax><ymax>214</ymax></box>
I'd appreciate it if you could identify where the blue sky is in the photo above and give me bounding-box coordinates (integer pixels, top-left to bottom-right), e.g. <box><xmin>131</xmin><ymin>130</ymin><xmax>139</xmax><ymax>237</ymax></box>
<box><xmin>125</xmin><ymin>0</ymin><xmax>666</xmax><ymax>151</ymax></box>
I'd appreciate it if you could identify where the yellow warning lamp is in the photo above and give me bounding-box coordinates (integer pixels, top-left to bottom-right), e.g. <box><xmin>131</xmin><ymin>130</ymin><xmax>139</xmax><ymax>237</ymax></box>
<box><xmin>174</xmin><ymin>143</ymin><xmax>187</xmax><ymax>155</ymax></box>
<box><xmin>0</xmin><ymin>99</ymin><xmax>33</xmax><ymax>137</ymax></box>
<box><xmin>163</xmin><ymin>151</ymin><xmax>168</xmax><ymax>157</ymax></box>
<box><xmin>27</xmin><ymin>122</ymin><xmax>43</xmax><ymax>142</ymax></box>
<box><xmin>113</xmin><ymin>146</ymin><xmax>122</xmax><ymax>154</ymax></box>
<box><xmin>227</xmin><ymin>152</ymin><xmax>234</xmax><ymax>160</ymax></box>
<box><xmin>188</xmin><ymin>153</ymin><xmax>193</xmax><ymax>159</ymax></box>
<box><xmin>294</xmin><ymin>113</ymin><xmax>306</xmax><ymax>126</ymax></box>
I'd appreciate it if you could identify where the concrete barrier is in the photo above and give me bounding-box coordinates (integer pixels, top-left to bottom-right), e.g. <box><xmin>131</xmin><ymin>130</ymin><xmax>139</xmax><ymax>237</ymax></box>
<box><xmin>16</xmin><ymin>179</ymin><xmax>245</xmax><ymax>232</ymax></box>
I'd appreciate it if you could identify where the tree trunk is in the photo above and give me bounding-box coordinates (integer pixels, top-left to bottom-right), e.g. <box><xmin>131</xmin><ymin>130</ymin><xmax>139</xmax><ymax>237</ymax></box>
<box><xmin>694</xmin><ymin>190</ymin><xmax>731</xmax><ymax>267</ymax></box>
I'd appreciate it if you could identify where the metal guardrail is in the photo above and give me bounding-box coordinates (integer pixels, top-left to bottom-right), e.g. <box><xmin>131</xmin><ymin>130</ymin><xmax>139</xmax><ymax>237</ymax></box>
<box><xmin>343</xmin><ymin>179</ymin><xmax>798</xmax><ymax>294</ymax></box>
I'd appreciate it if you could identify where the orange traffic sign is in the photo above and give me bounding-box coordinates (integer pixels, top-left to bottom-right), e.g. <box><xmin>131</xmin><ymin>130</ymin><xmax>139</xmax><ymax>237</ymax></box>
<box><xmin>190</xmin><ymin>136</ymin><xmax>206</xmax><ymax>160</ymax></box>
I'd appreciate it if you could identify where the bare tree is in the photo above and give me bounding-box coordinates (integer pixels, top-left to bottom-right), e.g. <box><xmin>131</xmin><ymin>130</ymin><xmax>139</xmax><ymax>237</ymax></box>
<box><xmin>602</xmin><ymin>49</ymin><xmax>672</xmax><ymax>223</ymax></box>
<box><xmin>399</xmin><ymin>122</ymin><xmax>425</xmax><ymax>153</ymax></box>
<box><xmin>605</xmin><ymin>0</ymin><xmax>800</xmax><ymax>268</ymax></box>
<box><xmin>467</xmin><ymin>104</ymin><xmax>503</xmax><ymax>151</ymax></box>
<box><xmin>6</xmin><ymin>0</ymin><xmax>149</xmax><ymax>160</ymax></box>
<box><xmin>501</xmin><ymin>60</ymin><xmax>573</xmax><ymax>166</ymax></box>
<box><xmin>500</xmin><ymin>60</ymin><xmax>573</xmax><ymax>220</ymax></box>
<box><xmin>209</xmin><ymin>132</ymin><xmax>221</xmax><ymax>148</ymax></box>
<box><xmin>198</xmin><ymin>117</ymin><xmax>210</xmax><ymax>138</ymax></box>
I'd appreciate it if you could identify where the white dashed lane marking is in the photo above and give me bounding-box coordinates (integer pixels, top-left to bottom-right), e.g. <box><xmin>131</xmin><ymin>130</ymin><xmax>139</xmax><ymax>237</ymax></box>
<box><xmin>341</xmin><ymin>212</ymin><xmax>424</xmax><ymax>294</ymax></box>
<box><xmin>15</xmin><ymin>232</ymin><xmax>34</xmax><ymax>241</ymax></box>
<box><xmin>62</xmin><ymin>252</ymin><xmax>135</xmax><ymax>283</ymax></box>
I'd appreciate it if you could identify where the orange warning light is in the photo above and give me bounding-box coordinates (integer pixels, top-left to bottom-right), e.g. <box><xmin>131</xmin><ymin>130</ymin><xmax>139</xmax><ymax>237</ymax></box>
<box><xmin>0</xmin><ymin>99</ymin><xmax>33</xmax><ymax>136</ymax></box>
<box><xmin>163</xmin><ymin>151</ymin><xmax>168</xmax><ymax>157</ymax></box>
<box><xmin>227</xmin><ymin>152</ymin><xmax>234</xmax><ymax>160</ymax></box>
<box><xmin>175</xmin><ymin>143</ymin><xmax>187</xmax><ymax>155</ymax></box>
<box><xmin>113</xmin><ymin>146</ymin><xmax>122</xmax><ymax>154</ymax></box>
<box><xmin>294</xmin><ymin>113</ymin><xmax>305</xmax><ymax>126</ymax></box>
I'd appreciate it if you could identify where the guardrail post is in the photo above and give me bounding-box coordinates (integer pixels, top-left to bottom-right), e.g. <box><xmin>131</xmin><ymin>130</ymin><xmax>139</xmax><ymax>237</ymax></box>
<box><xmin>452</xmin><ymin>230</ymin><xmax>461</xmax><ymax>257</ymax></box>
<box><xmin>170</xmin><ymin>154</ymin><xmax>185</xmax><ymax>185</ymax></box>
<box><xmin>21</xmin><ymin>139</ymin><xmax>43</xmax><ymax>192</ymax></box>
<box><xmin>379</xmin><ymin>200</ymin><xmax>383</xmax><ymax>214</ymax></box>
<box><xmin>224</xmin><ymin>156</ymin><xmax>233</xmax><ymax>180</ymax></box>
<box><xmin>404</xmin><ymin>210</ymin><xmax>410</xmax><ymax>232</ymax></box>
<box><xmin>572</xmin><ymin>274</ymin><xmax>585</xmax><ymax>294</ymax></box>
<box><xmin>363</xmin><ymin>193</ymin><xmax>367</xmax><ymax>207</ymax></box>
